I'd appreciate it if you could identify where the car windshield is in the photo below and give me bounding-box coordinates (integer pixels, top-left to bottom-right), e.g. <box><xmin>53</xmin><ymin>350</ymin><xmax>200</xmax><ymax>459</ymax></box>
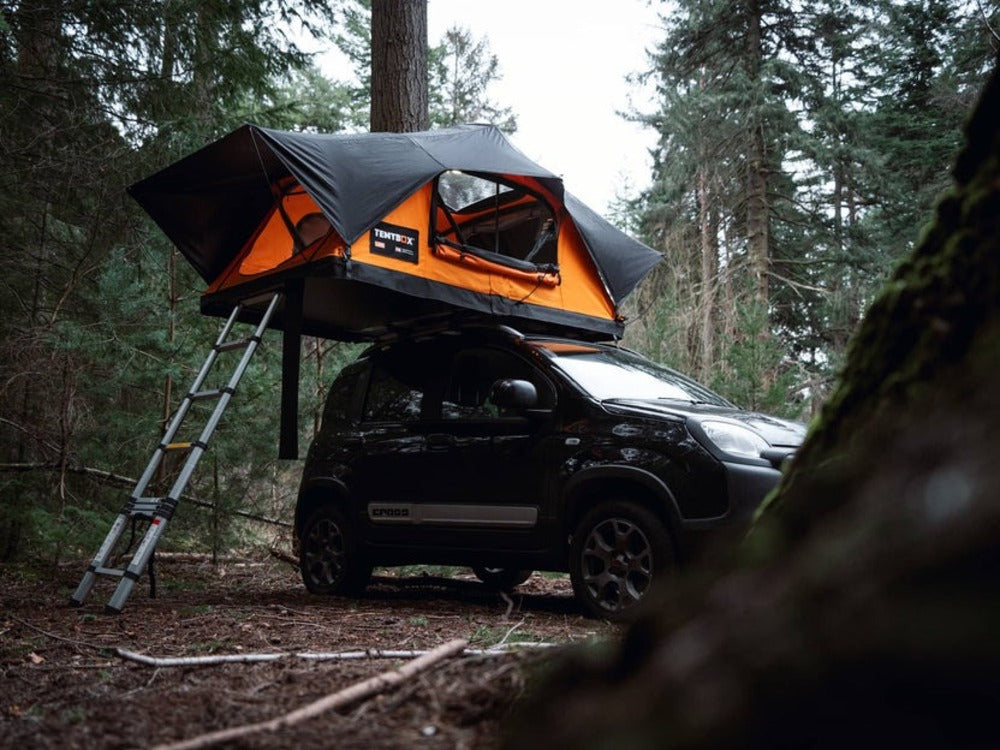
<box><xmin>539</xmin><ymin>343</ymin><xmax>732</xmax><ymax>406</ymax></box>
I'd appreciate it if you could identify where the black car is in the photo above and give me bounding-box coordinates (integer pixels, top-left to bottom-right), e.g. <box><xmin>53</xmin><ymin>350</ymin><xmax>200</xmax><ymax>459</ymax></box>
<box><xmin>294</xmin><ymin>325</ymin><xmax>805</xmax><ymax>619</ymax></box>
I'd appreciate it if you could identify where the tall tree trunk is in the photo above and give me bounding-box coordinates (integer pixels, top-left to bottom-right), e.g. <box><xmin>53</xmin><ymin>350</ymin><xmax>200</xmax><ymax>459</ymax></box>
<box><xmin>696</xmin><ymin>67</ymin><xmax>717</xmax><ymax>380</ymax></box>
<box><xmin>745</xmin><ymin>0</ymin><xmax>769</xmax><ymax>308</ymax></box>
<box><xmin>719</xmin><ymin>224</ymin><xmax>737</xmax><ymax>377</ymax></box>
<box><xmin>698</xmin><ymin>166</ymin><xmax>717</xmax><ymax>379</ymax></box>
<box><xmin>192</xmin><ymin>3</ymin><xmax>216</xmax><ymax>128</ymax></box>
<box><xmin>2</xmin><ymin>0</ymin><xmax>63</xmax><ymax>560</ymax></box>
<box><xmin>159</xmin><ymin>249</ymin><xmax>177</xmax><ymax>484</ymax></box>
<box><xmin>371</xmin><ymin>0</ymin><xmax>429</xmax><ymax>132</ymax></box>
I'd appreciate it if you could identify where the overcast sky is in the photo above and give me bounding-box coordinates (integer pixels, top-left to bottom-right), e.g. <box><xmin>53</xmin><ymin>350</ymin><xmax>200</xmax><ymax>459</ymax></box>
<box><xmin>425</xmin><ymin>0</ymin><xmax>662</xmax><ymax>215</ymax></box>
<box><xmin>317</xmin><ymin>0</ymin><xmax>663</xmax><ymax>217</ymax></box>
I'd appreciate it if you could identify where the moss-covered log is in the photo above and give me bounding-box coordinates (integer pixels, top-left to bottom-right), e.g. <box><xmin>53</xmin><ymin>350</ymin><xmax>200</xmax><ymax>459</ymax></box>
<box><xmin>504</xmin><ymin>68</ymin><xmax>1000</xmax><ymax>750</ymax></box>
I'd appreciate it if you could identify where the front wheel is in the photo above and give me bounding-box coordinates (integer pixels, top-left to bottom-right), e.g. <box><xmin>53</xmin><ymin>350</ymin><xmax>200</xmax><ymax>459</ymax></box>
<box><xmin>472</xmin><ymin>566</ymin><xmax>533</xmax><ymax>590</ymax></box>
<box><xmin>569</xmin><ymin>500</ymin><xmax>673</xmax><ymax>621</ymax></box>
<box><xmin>299</xmin><ymin>505</ymin><xmax>371</xmax><ymax>596</ymax></box>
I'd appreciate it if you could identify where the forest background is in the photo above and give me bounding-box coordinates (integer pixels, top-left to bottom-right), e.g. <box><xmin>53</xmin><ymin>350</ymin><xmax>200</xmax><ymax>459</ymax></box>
<box><xmin>0</xmin><ymin>0</ymin><xmax>996</xmax><ymax>563</ymax></box>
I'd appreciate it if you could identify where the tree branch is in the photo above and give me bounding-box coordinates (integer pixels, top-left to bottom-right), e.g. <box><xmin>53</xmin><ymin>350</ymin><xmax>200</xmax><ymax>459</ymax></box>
<box><xmin>977</xmin><ymin>0</ymin><xmax>1000</xmax><ymax>46</ymax></box>
<box><xmin>117</xmin><ymin>642</ymin><xmax>556</xmax><ymax>669</ymax></box>
<box><xmin>151</xmin><ymin>638</ymin><xmax>468</xmax><ymax>750</ymax></box>
<box><xmin>0</xmin><ymin>462</ymin><xmax>292</xmax><ymax>528</ymax></box>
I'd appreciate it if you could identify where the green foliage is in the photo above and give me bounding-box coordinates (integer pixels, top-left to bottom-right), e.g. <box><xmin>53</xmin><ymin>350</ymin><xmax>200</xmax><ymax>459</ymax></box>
<box><xmin>333</xmin><ymin>0</ymin><xmax>374</xmax><ymax>129</ymax></box>
<box><xmin>626</xmin><ymin>0</ymin><xmax>996</xmax><ymax>416</ymax></box>
<box><xmin>429</xmin><ymin>26</ymin><xmax>517</xmax><ymax>132</ymax></box>
<box><xmin>711</xmin><ymin>302</ymin><xmax>801</xmax><ymax>417</ymax></box>
<box><xmin>0</xmin><ymin>0</ymin><xmax>347</xmax><ymax>561</ymax></box>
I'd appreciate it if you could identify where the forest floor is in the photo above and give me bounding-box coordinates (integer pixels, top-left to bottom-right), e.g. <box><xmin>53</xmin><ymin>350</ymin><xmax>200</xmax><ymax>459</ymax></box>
<box><xmin>0</xmin><ymin>552</ymin><xmax>616</xmax><ymax>749</ymax></box>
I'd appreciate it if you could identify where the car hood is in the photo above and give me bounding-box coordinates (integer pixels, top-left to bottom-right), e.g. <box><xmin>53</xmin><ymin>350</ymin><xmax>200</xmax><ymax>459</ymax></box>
<box><xmin>604</xmin><ymin>399</ymin><xmax>807</xmax><ymax>447</ymax></box>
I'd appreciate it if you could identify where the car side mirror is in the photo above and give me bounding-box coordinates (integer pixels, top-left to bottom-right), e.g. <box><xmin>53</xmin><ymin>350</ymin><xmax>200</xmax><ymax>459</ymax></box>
<box><xmin>490</xmin><ymin>379</ymin><xmax>538</xmax><ymax>409</ymax></box>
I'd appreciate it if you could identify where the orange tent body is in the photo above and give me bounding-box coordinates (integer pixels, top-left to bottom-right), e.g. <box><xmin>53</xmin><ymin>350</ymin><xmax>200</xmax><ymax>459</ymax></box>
<box><xmin>202</xmin><ymin>179</ymin><xmax>617</xmax><ymax>339</ymax></box>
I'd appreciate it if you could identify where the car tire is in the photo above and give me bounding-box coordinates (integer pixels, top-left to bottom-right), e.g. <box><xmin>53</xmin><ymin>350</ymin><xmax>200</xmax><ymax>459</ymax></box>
<box><xmin>299</xmin><ymin>504</ymin><xmax>372</xmax><ymax>596</ymax></box>
<box><xmin>472</xmin><ymin>566</ymin><xmax>533</xmax><ymax>590</ymax></box>
<box><xmin>569</xmin><ymin>499</ymin><xmax>673</xmax><ymax>621</ymax></box>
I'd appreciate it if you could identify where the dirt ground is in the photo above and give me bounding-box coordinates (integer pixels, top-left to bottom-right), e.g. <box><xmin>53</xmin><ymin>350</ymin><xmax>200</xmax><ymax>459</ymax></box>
<box><xmin>0</xmin><ymin>553</ymin><xmax>616</xmax><ymax>749</ymax></box>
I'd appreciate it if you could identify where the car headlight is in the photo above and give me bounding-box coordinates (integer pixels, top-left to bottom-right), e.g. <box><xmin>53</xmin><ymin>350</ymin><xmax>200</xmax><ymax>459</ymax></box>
<box><xmin>700</xmin><ymin>420</ymin><xmax>769</xmax><ymax>459</ymax></box>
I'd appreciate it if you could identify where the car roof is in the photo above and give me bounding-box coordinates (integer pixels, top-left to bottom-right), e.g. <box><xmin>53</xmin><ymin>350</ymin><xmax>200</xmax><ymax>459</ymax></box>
<box><xmin>359</xmin><ymin>324</ymin><xmax>635</xmax><ymax>364</ymax></box>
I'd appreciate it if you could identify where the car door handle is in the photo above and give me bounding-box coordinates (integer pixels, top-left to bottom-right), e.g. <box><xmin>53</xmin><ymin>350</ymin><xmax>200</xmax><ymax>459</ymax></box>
<box><xmin>425</xmin><ymin>433</ymin><xmax>455</xmax><ymax>451</ymax></box>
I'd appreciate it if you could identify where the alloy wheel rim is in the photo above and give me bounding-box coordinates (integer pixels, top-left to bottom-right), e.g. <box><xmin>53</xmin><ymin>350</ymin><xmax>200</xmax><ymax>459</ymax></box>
<box><xmin>303</xmin><ymin>518</ymin><xmax>346</xmax><ymax>586</ymax></box>
<box><xmin>580</xmin><ymin>517</ymin><xmax>654</xmax><ymax>612</ymax></box>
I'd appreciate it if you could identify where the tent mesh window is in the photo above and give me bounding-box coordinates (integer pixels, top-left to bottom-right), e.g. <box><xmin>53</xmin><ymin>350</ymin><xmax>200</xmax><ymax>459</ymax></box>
<box><xmin>434</xmin><ymin>172</ymin><xmax>559</xmax><ymax>274</ymax></box>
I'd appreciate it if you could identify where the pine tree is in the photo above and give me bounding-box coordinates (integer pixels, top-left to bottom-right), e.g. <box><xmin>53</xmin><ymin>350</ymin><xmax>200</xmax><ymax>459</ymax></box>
<box><xmin>336</xmin><ymin>3</ymin><xmax>517</xmax><ymax>132</ymax></box>
<box><xmin>429</xmin><ymin>26</ymin><xmax>517</xmax><ymax>132</ymax></box>
<box><xmin>628</xmin><ymin>0</ymin><xmax>997</xmax><ymax>416</ymax></box>
<box><xmin>630</xmin><ymin>0</ymin><xmax>803</xmax><ymax>413</ymax></box>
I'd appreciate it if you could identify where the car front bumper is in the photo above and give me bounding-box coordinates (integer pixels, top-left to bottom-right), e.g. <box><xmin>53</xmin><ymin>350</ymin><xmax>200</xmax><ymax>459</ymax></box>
<box><xmin>723</xmin><ymin>458</ymin><xmax>790</xmax><ymax>523</ymax></box>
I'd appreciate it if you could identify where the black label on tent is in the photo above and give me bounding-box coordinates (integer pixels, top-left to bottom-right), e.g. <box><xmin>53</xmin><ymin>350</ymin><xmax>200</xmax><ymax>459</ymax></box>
<box><xmin>370</xmin><ymin>222</ymin><xmax>419</xmax><ymax>264</ymax></box>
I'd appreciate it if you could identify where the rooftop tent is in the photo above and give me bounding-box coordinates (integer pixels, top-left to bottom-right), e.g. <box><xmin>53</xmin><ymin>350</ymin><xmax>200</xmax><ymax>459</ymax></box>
<box><xmin>128</xmin><ymin>123</ymin><xmax>662</xmax><ymax>342</ymax></box>
<box><xmin>128</xmin><ymin>124</ymin><xmax>662</xmax><ymax>457</ymax></box>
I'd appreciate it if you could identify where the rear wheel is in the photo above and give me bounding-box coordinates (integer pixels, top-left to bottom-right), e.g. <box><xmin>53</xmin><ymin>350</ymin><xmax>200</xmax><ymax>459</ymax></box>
<box><xmin>472</xmin><ymin>566</ymin><xmax>533</xmax><ymax>590</ymax></box>
<box><xmin>569</xmin><ymin>500</ymin><xmax>673</xmax><ymax>621</ymax></box>
<box><xmin>299</xmin><ymin>505</ymin><xmax>371</xmax><ymax>596</ymax></box>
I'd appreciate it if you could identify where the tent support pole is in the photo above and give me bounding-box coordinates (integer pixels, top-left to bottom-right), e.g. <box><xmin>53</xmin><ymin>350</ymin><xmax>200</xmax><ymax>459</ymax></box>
<box><xmin>279</xmin><ymin>280</ymin><xmax>304</xmax><ymax>460</ymax></box>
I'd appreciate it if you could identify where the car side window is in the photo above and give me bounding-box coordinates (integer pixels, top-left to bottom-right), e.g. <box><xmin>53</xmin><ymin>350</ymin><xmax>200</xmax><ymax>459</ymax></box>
<box><xmin>363</xmin><ymin>363</ymin><xmax>424</xmax><ymax>422</ymax></box>
<box><xmin>321</xmin><ymin>361</ymin><xmax>365</xmax><ymax>426</ymax></box>
<box><xmin>361</xmin><ymin>342</ymin><xmax>452</xmax><ymax>423</ymax></box>
<box><xmin>441</xmin><ymin>347</ymin><xmax>553</xmax><ymax>419</ymax></box>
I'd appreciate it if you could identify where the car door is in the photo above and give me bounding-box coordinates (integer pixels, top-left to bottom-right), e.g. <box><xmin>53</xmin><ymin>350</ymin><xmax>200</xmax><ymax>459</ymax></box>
<box><xmin>350</xmin><ymin>342</ymin><xmax>436</xmax><ymax>522</ymax></box>
<box><xmin>404</xmin><ymin>344</ymin><xmax>557</xmax><ymax>550</ymax></box>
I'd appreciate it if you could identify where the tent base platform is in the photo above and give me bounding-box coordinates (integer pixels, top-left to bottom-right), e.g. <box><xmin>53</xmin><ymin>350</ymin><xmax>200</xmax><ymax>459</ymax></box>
<box><xmin>200</xmin><ymin>260</ymin><xmax>623</xmax><ymax>343</ymax></box>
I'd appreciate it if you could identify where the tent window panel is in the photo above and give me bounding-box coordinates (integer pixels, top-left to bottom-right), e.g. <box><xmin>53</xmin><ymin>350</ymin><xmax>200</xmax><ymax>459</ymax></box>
<box><xmin>238</xmin><ymin>189</ymin><xmax>335</xmax><ymax>276</ymax></box>
<box><xmin>295</xmin><ymin>212</ymin><xmax>333</xmax><ymax>251</ymax></box>
<box><xmin>435</xmin><ymin>171</ymin><xmax>559</xmax><ymax>271</ymax></box>
<box><xmin>438</xmin><ymin>171</ymin><xmax>516</xmax><ymax>209</ymax></box>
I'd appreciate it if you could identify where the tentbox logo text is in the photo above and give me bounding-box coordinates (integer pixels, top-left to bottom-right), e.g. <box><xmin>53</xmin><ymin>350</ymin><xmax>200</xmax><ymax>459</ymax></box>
<box><xmin>370</xmin><ymin>222</ymin><xmax>419</xmax><ymax>264</ymax></box>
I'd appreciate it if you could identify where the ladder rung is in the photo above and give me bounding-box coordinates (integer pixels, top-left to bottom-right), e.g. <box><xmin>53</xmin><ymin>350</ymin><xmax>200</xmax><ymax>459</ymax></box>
<box><xmin>129</xmin><ymin>498</ymin><xmax>161</xmax><ymax>514</ymax></box>
<box><xmin>165</xmin><ymin>441</ymin><xmax>192</xmax><ymax>450</ymax></box>
<box><xmin>216</xmin><ymin>338</ymin><xmax>253</xmax><ymax>352</ymax></box>
<box><xmin>189</xmin><ymin>389</ymin><xmax>222</xmax><ymax>401</ymax></box>
<box><xmin>94</xmin><ymin>566</ymin><xmax>125</xmax><ymax>578</ymax></box>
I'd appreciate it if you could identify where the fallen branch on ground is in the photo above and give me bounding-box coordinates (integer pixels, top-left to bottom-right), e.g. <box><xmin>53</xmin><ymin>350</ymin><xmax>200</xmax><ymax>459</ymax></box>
<box><xmin>267</xmin><ymin>545</ymin><xmax>298</xmax><ymax>567</ymax></box>
<box><xmin>131</xmin><ymin>552</ymin><xmax>258</xmax><ymax>564</ymax></box>
<box><xmin>116</xmin><ymin>641</ymin><xmax>557</xmax><ymax>668</ymax></box>
<box><xmin>500</xmin><ymin>590</ymin><xmax>515</xmax><ymax>618</ymax></box>
<box><xmin>151</xmin><ymin>638</ymin><xmax>468</xmax><ymax>750</ymax></box>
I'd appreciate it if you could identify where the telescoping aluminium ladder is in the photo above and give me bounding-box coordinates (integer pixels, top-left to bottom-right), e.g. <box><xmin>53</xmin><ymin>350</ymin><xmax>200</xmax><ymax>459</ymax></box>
<box><xmin>70</xmin><ymin>293</ymin><xmax>282</xmax><ymax>614</ymax></box>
